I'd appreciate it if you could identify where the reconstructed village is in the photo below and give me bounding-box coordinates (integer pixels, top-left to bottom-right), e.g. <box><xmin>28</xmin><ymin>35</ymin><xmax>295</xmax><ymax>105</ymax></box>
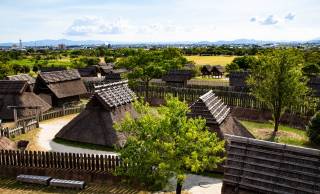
<box><xmin>0</xmin><ymin>1</ymin><xmax>320</xmax><ymax>194</ymax></box>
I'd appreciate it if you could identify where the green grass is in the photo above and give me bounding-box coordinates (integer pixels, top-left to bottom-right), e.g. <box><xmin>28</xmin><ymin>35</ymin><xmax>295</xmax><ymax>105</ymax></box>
<box><xmin>185</xmin><ymin>55</ymin><xmax>237</xmax><ymax>66</ymax></box>
<box><xmin>240</xmin><ymin>120</ymin><xmax>315</xmax><ymax>148</ymax></box>
<box><xmin>53</xmin><ymin>138</ymin><xmax>116</xmax><ymax>152</ymax></box>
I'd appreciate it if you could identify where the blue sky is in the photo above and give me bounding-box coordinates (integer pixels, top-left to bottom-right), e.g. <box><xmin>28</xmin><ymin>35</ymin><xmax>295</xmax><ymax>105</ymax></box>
<box><xmin>0</xmin><ymin>0</ymin><xmax>319</xmax><ymax>42</ymax></box>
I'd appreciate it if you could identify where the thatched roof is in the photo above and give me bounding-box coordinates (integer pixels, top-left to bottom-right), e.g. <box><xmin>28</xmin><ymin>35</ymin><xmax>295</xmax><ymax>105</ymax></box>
<box><xmin>0</xmin><ymin>137</ymin><xmax>17</xmax><ymax>150</ymax></box>
<box><xmin>188</xmin><ymin>90</ymin><xmax>230</xmax><ymax>125</ymax></box>
<box><xmin>212</xmin><ymin>65</ymin><xmax>225</xmax><ymax>73</ymax></box>
<box><xmin>39</xmin><ymin>69</ymin><xmax>81</xmax><ymax>83</ymax></box>
<box><xmin>6</xmin><ymin>74</ymin><xmax>36</xmax><ymax>85</ymax></box>
<box><xmin>201</xmin><ymin>65</ymin><xmax>213</xmax><ymax>72</ymax></box>
<box><xmin>223</xmin><ymin>135</ymin><xmax>320</xmax><ymax>194</ymax></box>
<box><xmin>162</xmin><ymin>70</ymin><xmax>193</xmax><ymax>82</ymax></box>
<box><xmin>0</xmin><ymin>81</ymin><xmax>51</xmax><ymax>120</ymax></box>
<box><xmin>36</xmin><ymin>69</ymin><xmax>87</xmax><ymax>99</ymax></box>
<box><xmin>55</xmin><ymin>80</ymin><xmax>137</xmax><ymax>147</ymax></box>
<box><xmin>77</xmin><ymin>66</ymin><xmax>98</xmax><ymax>77</ymax></box>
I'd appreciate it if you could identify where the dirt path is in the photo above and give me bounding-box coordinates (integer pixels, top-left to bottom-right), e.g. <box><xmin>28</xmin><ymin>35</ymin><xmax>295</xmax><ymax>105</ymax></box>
<box><xmin>37</xmin><ymin>114</ymin><xmax>117</xmax><ymax>155</ymax></box>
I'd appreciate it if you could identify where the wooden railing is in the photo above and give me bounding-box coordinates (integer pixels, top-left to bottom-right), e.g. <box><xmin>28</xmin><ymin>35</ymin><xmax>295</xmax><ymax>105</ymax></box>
<box><xmin>0</xmin><ymin>150</ymin><xmax>121</xmax><ymax>179</ymax></box>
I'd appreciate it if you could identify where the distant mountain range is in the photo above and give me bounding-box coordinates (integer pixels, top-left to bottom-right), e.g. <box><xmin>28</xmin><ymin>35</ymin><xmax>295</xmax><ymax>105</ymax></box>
<box><xmin>0</xmin><ymin>38</ymin><xmax>320</xmax><ymax>47</ymax></box>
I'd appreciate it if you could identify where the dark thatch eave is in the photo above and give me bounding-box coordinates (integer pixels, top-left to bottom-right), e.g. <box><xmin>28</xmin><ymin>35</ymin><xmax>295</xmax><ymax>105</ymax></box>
<box><xmin>47</xmin><ymin>79</ymin><xmax>87</xmax><ymax>99</ymax></box>
<box><xmin>39</xmin><ymin>69</ymin><xmax>81</xmax><ymax>84</ymax></box>
<box><xmin>212</xmin><ymin>65</ymin><xmax>225</xmax><ymax>73</ymax></box>
<box><xmin>77</xmin><ymin>66</ymin><xmax>98</xmax><ymax>77</ymax></box>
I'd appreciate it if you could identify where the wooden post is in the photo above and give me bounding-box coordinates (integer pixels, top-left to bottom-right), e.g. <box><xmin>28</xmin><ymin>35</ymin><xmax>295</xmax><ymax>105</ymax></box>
<box><xmin>13</xmin><ymin>108</ymin><xmax>18</xmax><ymax>125</ymax></box>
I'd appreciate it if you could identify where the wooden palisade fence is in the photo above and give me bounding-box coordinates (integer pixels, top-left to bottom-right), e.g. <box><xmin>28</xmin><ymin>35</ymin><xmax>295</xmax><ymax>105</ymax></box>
<box><xmin>132</xmin><ymin>85</ymin><xmax>318</xmax><ymax>117</ymax></box>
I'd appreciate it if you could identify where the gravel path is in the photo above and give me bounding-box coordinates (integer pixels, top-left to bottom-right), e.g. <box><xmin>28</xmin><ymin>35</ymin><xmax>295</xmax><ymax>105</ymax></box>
<box><xmin>37</xmin><ymin>114</ymin><xmax>117</xmax><ymax>155</ymax></box>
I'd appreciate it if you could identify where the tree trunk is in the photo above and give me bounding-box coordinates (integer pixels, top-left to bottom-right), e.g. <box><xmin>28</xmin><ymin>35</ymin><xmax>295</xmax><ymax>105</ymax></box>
<box><xmin>176</xmin><ymin>181</ymin><xmax>182</xmax><ymax>194</ymax></box>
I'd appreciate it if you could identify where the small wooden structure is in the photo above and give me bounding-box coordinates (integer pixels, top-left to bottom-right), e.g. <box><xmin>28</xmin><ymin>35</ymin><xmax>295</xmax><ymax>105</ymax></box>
<box><xmin>0</xmin><ymin>81</ymin><xmax>51</xmax><ymax>120</ymax></box>
<box><xmin>162</xmin><ymin>70</ymin><xmax>193</xmax><ymax>87</ymax></box>
<box><xmin>55</xmin><ymin>80</ymin><xmax>137</xmax><ymax>147</ymax></box>
<box><xmin>229</xmin><ymin>70</ymin><xmax>250</xmax><ymax>88</ymax></box>
<box><xmin>201</xmin><ymin>65</ymin><xmax>213</xmax><ymax>76</ymax></box>
<box><xmin>34</xmin><ymin>69</ymin><xmax>87</xmax><ymax>107</ymax></box>
<box><xmin>105</xmin><ymin>68</ymin><xmax>128</xmax><ymax>82</ymax></box>
<box><xmin>211</xmin><ymin>65</ymin><xmax>225</xmax><ymax>78</ymax></box>
<box><xmin>77</xmin><ymin>66</ymin><xmax>99</xmax><ymax>77</ymax></box>
<box><xmin>0</xmin><ymin>137</ymin><xmax>17</xmax><ymax>150</ymax></box>
<box><xmin>6</xmin><ymin>74</ymin><xmax>36</xmax><ymax>91</ymax></box>
<box><xmin>98</xmin><ymin>62</ymin><xmax>115</xmax><ymax>76</ymax></box>
<box><xmin>222</xmin><ymin>135</ymin><xmax>320</xmax><ymax>194</ymax></box>
<box><xmin>187</xmin><ymin>90</ymin><xmax>253</xmax><ymax>138</ymax></box>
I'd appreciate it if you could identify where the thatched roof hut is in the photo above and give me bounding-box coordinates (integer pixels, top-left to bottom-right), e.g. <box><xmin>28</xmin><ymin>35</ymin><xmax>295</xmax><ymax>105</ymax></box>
<box><xmin>162</xmin><ymin>70</ymin><xmax>193</xmax><ymax>87</ymax></box>
<box><xmin>105</xmin><ymin>68</ymin><xmax>128</xmax><ymax>82</ymax></box>
<box><xmin>34</xmin><ymin>69</ymin><xmax>87</xmax><ymax>107</ymax></box>
<box><xmin>201</xmin><ymin>65</ymin><xmax>213</xmax><ymax>76</ymax></box>
<box><xmin>211</xmin><ymin>65</ymin><xmax>225</xmax><ymax>77</ymax></box>
<box><xmin>77</xmin><ymin>66</ymin><xmax>99</xmax><ymax>77</ymax></box>
<box><xmin>222</xmin><ymin>135</ymin><xmax>320</xmax><ymax>194</ymax></box>
<box><xmin>55</xmin><ymin>80</ymin><xmax>137</xmax><ymax>147</ymax></box>
<box><xmin>187</xmin><ymin>90</ymin><xmax>253</xmax><ymax>138</ymax></box>
<box><xmin>0</xmin><ymin>80</ymin><xmax>51</xmax><ymax>120</ymax></box>
<box><xmin>0</xmin><ymin>137</ymin><xmax>17</xmax><ymax>150</ymax></box>
<box><xmin>6</xmin><ymin>74</ymin><xmax>36</xmax><ymax>88</ymax></box>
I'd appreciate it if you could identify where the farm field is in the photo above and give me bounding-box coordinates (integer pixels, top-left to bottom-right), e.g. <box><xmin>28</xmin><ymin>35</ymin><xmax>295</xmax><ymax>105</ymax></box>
<box><xmin>240</xmin><ymin>120</ymin><xmax>312</xmax><ymax>148</ymax></box>
<box><xmin>185</xmin><ymin>55</ymin><xmax>237</xmax><ymax>66</ymax></box>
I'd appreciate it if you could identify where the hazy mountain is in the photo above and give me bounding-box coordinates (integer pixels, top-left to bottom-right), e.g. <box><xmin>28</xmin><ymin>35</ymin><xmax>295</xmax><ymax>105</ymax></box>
<box><xmin>0</xmin><ymin>39</ymin><xmax>106</xmax><ymax>47</ymax></box>
<box><xmin>1</xmin><ymin>38</ymin><xmax>319</xmax><ymax>47</ymax></box>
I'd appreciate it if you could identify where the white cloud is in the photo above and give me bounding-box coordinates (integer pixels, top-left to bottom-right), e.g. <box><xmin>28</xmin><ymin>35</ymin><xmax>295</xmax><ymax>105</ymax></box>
<box><xmin>285</xmin><ymin>13</ymin><xmax>295</xmax><ymax>21</ymax></box>
<box><xmin>250</xmin><ymin>17</ymin><xmax>256</xmax><ymax>22</ymax></box>
<box><xmin>65</xmin><ymin>16</ymin><xmax>131</xmax><ymax>36</ymax></box>
<box><xmin>259</xmin><ymin>15</ymin><xmax>278</xmax><ymax>25</ymax></box>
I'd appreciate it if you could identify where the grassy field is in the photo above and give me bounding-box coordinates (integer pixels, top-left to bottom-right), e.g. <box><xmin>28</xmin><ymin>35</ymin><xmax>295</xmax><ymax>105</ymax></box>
<box><xmin>240</xmin><ymin>120</ymin><xmax>313</xmax><ymax>148</ymax></box>
<box><xmin>11</xmin><ymin>127</ymin><xmax>43</xmax><ymax>151</ymax></box>
<box><xmin>185</xmin><ymin>55</ymin><xmax>237</xmax><ymax>66</ymax></box>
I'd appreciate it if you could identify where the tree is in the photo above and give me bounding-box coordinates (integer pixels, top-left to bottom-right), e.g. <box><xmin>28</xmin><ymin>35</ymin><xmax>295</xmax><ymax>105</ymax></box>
<box><xmin>114</xmin><ymin>97</ymin><xmax>225</xmax><ymax>193</ymax></box>
<box><xmin>306</xmin><ymin>111</ymin><xmax>320</xmax><ymax>145</ymax></box>
<box><xmin>116</xmin><ymin>48</ymin><xmax>187</xmax><ymax>101</ymax></box>
<box><xmin>247</xmin><ymin>49</ymin><xmax>309</xmax><ymax>132</ymax></box>
<box><xmin>226</xmin><ymin>56</ymin><xmax>259</xmax><ymax>72</ymax></box>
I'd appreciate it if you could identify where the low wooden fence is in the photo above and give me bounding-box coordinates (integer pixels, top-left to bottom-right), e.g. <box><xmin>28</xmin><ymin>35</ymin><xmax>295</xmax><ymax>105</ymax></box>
<box><xmin>0</xmin><ymin>106</ymin><xmax>85</xmax><ymax>138</ymax></box>
<box><xmin>0</xmin><ymin>149</ymin><xmax>121</xmax><ymax>182</ymax></box>
<box><xmin>132</xmin><ymin>85</ymin><xmax>317</xmax><ymax>117</ymax></box>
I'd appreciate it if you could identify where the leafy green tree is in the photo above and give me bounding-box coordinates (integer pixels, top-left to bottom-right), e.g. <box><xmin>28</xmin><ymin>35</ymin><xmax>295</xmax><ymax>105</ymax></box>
<box><xmin>114</xmin><ymin>97</ymin><xmax>225</xmax><ymax>194</ymax></box>
<box><xmin>117</xmin><ymin>48</ymin><xmax>187</xmax><ymax>100</ymax></box>
<box><xmin>306</xmin><ymin>111</ymin><xmax>320</xmax><ymax>145</ymax></box>
<box><xmin>104</xmin><ymin>56</ymin><xmax>115</xmax><ymax>63</ymax></box>
<box><xmin>0</xmin><ymin>63</ymin><xmax>13</xmax><ymax>79</ymax></box>
<box><xmin>247</xmin><ymin>49</ymin><xmax>309</xmax><ymax>132</ymax></box>
<box><xmin>227</xmin><ymin>56</ymin><xmax>259</xmax><ymax>71</ymax></box>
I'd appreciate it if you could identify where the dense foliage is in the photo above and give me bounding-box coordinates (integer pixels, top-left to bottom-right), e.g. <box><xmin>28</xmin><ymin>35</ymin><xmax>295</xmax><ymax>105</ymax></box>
<box><xmin>114</xmin><ymin>97</ymin><xmax>225</xmax><ymax>193</ymax></box>
<box><xmin>306</xmin><ymin>111</ymin><xmax>320</xmax><ymax>145</ymax></box>
<box><xmin>247</xmin><ymin>49</ymin><xmax>309</xmax><ymax>132</ymax></box>
<box><xmin>226</xmin><ymin>55</ymin><xmax>259</xmax><ymax>72</ymax></box>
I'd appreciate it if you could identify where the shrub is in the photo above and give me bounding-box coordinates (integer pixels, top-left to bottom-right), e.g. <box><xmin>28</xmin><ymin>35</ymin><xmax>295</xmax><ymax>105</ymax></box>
<box><xmin>306</xmin><ymin>111</ymin><xmax>320</xmax><ymax>145</ymax></box>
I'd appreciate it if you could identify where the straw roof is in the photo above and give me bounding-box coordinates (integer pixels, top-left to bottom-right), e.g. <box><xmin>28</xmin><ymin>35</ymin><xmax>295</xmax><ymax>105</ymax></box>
<box><xmin>6</xmin><ymin>74</ymin><xmax>36</xmax><ymax>85</ymax></box>
<box><xmin>0</xmin><ymin>137</ymin><xmax>17</xmax><ymax>150</ymax></box>
<box><xmin>36</xmin><ymin>69</ymin><xmax>87</xmax><ymax>99</ymax></box>
<box><xmin>188</xmin><ymin>90</ymin><xmax>230</xmax><ymax>125</ymax></box>
<box><xmin>223</xmin><ymin>135</ymin><xmax>320</xmax><ymax>194</ymax></box>
<box><xmin>55</xmin><ymin>80</ymin><xmax>137</xmax><ymax>147</ymax></box>
<box><xmin>0</xmin><ymin>81</ymin><xmax>51</xmax><ymax>120</ymax></box>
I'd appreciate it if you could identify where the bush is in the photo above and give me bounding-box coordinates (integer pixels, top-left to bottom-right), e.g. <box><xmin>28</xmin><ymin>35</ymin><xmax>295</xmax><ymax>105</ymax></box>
<box><xmin>306</xmin><ymin>111</ymin><xmax>320</xmax><ymax>145</ymax></box>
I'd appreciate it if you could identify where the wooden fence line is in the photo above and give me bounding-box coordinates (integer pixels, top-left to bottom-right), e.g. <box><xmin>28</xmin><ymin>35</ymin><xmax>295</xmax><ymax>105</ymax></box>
<box><xmin>132</xmin><ymin>85</ymin><xmax>317</xmax><ymax>116</ymax></box>
<box><xmin>0</xmin><ymin>149</ymin><xmax>121</xmax><ymax>174</ymax></box>
<box><xmin>0</xmin><ymin>105</ymin><xmax>85</xmax><ymax>138</ymax></box>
